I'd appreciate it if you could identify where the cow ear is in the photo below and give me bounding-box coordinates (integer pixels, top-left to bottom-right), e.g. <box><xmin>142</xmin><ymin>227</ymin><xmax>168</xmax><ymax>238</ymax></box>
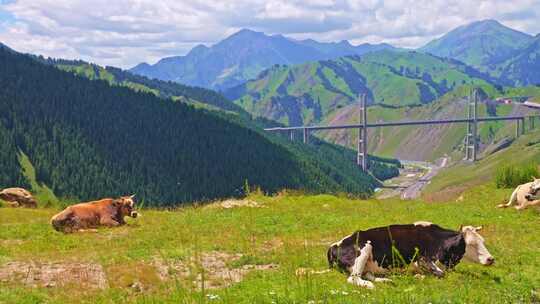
<box><xmin>112</xmin><ymin>199</ymin><xmax>121</xmax><ymax>207</ymax></box>
<box><xmin>458</xmin><ymin>225</ymin><xmax>464</xmax><ymax>232</ymax></box>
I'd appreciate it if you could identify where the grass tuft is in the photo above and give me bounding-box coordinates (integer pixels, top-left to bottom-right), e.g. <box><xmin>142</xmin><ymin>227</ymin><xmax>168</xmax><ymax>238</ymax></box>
<box><xmin>495</xmin><ymin>163</ymin><xmax>539</xmax><ymax>188</ymax></box>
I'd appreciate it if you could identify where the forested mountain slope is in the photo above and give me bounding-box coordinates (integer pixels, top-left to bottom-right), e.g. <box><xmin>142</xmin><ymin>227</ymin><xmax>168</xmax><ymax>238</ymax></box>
<box><xmin>0</xmin><ymin>47</ymin><xmax>383</xmax><ymax>206</ymax></box>
<box><xmin>225</xmin><ymin>50</ymin><xmax>495</xmax><ymax>125</ymax></box>
<box><xmin>48</xmin><ymin>55</ymin><xmax>401</xmax><ymax>183</ymax></box>
<box><xmin>48</xmin><ymin>59</ymin><xmax>246</xmax><ymax>114</ymax></box>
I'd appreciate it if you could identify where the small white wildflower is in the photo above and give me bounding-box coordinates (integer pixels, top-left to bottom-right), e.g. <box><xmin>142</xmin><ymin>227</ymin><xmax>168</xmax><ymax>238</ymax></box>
<box><xmin>206</xmin><ymin>294</ymin><xmax>220</xmax><ymax>300</ymax></box>
<box><xmin>307</xmin><ymin>300</ymin><xmax>315</xmax><ymax>304</ymax></box>
<box><xmin>330</xmin><ymin>289</ymin><xmax>338</xmax><ymax>295</ymax></box>
<box><xmin>268</xmin><ymin>291</ymin><xmax>276</xmax><ymax>295</ymax></box>
<box><xmin>341</xmin><ymin>291</ymin><xmax>349</xmax><ymax>296</ymax></box>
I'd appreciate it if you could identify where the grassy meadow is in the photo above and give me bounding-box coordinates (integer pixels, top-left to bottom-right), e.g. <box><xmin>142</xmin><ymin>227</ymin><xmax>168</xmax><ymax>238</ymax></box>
<box><xmin>1</xmin><ymin>182</ymin><xmax>539</xmax><ymax>303</ymax></box>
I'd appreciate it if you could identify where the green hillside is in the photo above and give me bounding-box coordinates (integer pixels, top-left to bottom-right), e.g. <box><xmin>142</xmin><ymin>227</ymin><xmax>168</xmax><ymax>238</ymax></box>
<box><xmin>0</xmin><ymin>47</ymin><xmax>385</xmax><ymax>206</ymax></box>
<box><xmin>52</xmin><ymin>60</ymin><xmax>246</xmax><ymax>114</ymax></box>
<box><xmin>225</xmin><ymin>50</ymin><xmax>495</xmax><ymax>126</ymax></box>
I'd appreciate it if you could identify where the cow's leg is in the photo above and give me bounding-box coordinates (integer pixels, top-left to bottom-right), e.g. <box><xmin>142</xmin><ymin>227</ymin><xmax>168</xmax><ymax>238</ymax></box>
<box><xmin>99</xmin><ymin>217</ymin><xmax>121</xmax><ymax>227</ymax></box>
<box><xmin>365</xmin><ymin>272</ymin><xmax>392</xmax><ymax>283</ymax></box>
<box><xmin>527</xmin><ymin>200</ymin><xmax>540</xmax><ymax>207</ymax></box>
<box><xmin>498</xmin><ymin>187</ymin><xmax>519</xmax><ymax>208</ymax></box>
<box><xmin>62</xmin><ymin>215</ymin><xmax>80</xmax><ymax>233</ymax></box>
<box><xmin>417</xmin><ymin>257</ymin><xmax>444</xmax><ymax>277</ymax></box>
<box><xmin>515</xmin><ymin>199</ymin><xmax>540</xmax><ymax>210</ymax></box>
<box><xmin>347</xmin><ymin>241</ymin><xmax>375</xmax><ymax>289</ymax></box>
<box><xmin>6</xmin><ymin>201</ymin><xmax>19</xmax><ymax>207</ymax></box>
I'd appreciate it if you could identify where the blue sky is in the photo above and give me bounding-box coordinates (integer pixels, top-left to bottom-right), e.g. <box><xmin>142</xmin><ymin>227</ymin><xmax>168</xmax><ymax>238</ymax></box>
<box><xmin>0</xmin><ymin>1</ymin><xmax>15</xmax><ymax>28</ymax></box>
<box><xmin>0</xmin><ymin>0</ymin><xmax>539</xmax><ymax>68</ymax></box>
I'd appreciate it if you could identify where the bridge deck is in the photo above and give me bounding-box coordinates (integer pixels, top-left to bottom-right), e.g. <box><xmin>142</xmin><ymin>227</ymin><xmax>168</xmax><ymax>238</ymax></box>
<box><xmin>264</xmin><ymin>115</ymin><xmax>537</xmax><ymax>132</ymax></box>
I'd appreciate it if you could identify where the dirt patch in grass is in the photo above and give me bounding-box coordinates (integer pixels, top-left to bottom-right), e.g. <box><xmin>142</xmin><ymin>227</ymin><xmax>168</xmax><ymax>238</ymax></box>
<box><xmin>203</xmin><ymin>199</ymin><xmax>264</xmax><ymax>209</ymax></box>
<box><xmin>0</xmin><ymin>239</ymin><xmax>25</xmax><ymax>246</ymax></box>
<box><xmin>153</xmin><ymin>251</ymin><xmax>278</xmax><ymax>290</ymax></box>
<box><xmin>219</xmin><ymin>199</ymin><xmax>262</xmax><ymax>209</ymax></box>
<box><xmin>0</xmin><ymin>261</ymin><xmax>107</xmax><ymax>289</ymax></box>
<box><xmin>106</xmin><ymin>262</ymin><xmax>162</xmax><ymax>292</ymax></box>
<box><xmin>259</xmin><ymin>238</ymin><xmax>284</xmax><ymax>253</ymax></box>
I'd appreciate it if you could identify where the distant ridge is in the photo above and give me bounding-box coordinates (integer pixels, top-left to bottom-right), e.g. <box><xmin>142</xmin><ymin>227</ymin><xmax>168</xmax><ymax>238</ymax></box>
<box><xmin>130</xmin><ymin>29</ymin><xmax>396</xmax><ymax>90</ymax></box>
<box><xmin>420</xmin><ymin>19</ymin><xmax>533</xmax><ymax>67</ymax></box>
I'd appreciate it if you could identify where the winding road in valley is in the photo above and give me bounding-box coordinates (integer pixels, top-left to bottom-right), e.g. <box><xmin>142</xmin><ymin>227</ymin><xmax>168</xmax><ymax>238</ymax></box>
<box><xmin>400</xmin><ymin>157</ymin><xmax>448</xmax><ymax>200</ymax></box>
<box><xmin>376</xmin><ymin>157</ymin><xmax>449</xmax><ymax>200</ymax></box>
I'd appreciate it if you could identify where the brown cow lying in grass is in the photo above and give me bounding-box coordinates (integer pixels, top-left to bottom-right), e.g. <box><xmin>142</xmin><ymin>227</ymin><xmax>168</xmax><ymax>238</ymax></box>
<box><xmin>51</xmin><ymin>195</ymin><xmax>139</xmax><ymax>233</ymax></box>
<box><xmin>497</xmin><ymin>177</ymin><xmax>540</xmax><ymax>210</ymax></box>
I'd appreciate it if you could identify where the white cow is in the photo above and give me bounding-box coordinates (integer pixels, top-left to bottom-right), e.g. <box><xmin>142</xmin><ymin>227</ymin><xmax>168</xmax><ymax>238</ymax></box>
<box><xmin>497</xmin><ymin>177</ymin><xmax>540</xmax><ymax>210</ymax></box>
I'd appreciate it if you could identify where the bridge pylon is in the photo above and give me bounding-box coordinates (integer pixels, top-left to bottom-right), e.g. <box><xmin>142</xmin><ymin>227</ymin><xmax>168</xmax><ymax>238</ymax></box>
<box><xmin>464</xmin><ymin>88</ymin><xmax>478</xmax><ymax>161</ymax></box>
<box><xmin>357</xmin><ymin>94</ymin><xmax>368</xmax><ymax>171</ymax></box>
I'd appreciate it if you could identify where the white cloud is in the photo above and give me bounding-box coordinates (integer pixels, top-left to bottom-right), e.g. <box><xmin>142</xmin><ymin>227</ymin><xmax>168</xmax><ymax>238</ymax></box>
<box><xmin>0</xmin><ymin>0</ymin><xmax>539</xmax><ymax>68</ymax></box>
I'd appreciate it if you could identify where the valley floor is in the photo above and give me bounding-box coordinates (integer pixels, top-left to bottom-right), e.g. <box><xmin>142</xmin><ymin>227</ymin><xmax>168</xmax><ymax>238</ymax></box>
<box><xmin>376</xmin><ymin>157</ymin><xmax>449</xmax><ymax>200</ymax></box>
<box><xmin>1</xmin><ymin>185</ymin><xmax>539</xmax><ymax>303</ymax></box>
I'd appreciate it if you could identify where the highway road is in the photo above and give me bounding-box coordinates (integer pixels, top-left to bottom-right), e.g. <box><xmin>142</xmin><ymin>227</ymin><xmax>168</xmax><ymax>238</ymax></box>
<box><xmin>400</xmin><ymin>157</ymin><xmax>448</xmax><ymax>200</ymax></box>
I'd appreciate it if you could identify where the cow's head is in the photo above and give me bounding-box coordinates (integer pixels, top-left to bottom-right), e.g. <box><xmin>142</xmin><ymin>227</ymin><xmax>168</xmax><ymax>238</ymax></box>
<box><xmin>114</xmin><ymin>195</ymin><xmax>139</xmax><ymax>218</ymax></box>
<box><xmin>528</xmin><ymin>176</ymin><xmax>540</xmax><ymax>195</ymax></box>
<box><xmin>461</xmin><ymin>226</ymin><xmax>494</xmax><ymax>266</ymax></box>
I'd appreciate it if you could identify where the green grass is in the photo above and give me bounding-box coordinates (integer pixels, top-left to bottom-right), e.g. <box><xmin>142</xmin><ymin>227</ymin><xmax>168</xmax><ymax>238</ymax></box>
<box><xmin>495</xmin><ymin>163</ymin><xmax>539</xmax><ymax>188</ymax></box>
<box><xmin>1</xmin><ymin>183</ymin><xmax>539</xmax><ymax>303</ymax></box>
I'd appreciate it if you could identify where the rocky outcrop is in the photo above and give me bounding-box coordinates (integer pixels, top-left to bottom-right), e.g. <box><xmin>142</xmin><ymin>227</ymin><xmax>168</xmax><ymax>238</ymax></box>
<box><xmin>0</xmin><ymin>188</ymin><xmax>37</xmax><ymax>208</ymax></box>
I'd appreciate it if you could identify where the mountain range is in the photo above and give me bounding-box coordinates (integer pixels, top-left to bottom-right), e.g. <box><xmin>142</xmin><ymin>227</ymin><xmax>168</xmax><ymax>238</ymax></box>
<box><xmin>126</xmin><ymin>19</ymin><xmax>540</xmax><ymax>162</ymax></box>
<box><xmin>131</xmin><ymin>20</ymin><xmax>540</xmax><ymax>90</ymax></box>
<box><xmin>130</xmin><ymin>29</ymin><xmax>397</xmax><ymax>90</ymax></box>
<box><xmin>420</xmin><ymin>19</ymin><xmax>540</xmax><ymax>86</ymax></box>
<box><xmin>420</xmin><ymin>19</ymin><xmax>534</xmax><ymax>68</ymax></box>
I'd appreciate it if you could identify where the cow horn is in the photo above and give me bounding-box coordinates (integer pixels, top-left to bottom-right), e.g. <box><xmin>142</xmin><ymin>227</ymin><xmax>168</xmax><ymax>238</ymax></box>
<box><xmin>532</xmin><ymin>176</ymin><xmax>538</xmax><ymax>181</ymax></box>
<box><xmin>130</xmin><ymin>194</ymin><xmax>135</xmax><ymax>199</ymax></box>
<box><xmin>475</xmin><ymin>226</ymin><xmax>483</xmax><ymax>231</ymax></box>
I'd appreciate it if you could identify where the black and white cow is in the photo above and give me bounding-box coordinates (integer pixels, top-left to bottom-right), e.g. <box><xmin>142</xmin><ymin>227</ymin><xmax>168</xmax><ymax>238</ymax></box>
<box><xmin>327</xmin><ymin>222</ymin><xmax>494</xmax><ymax>289</ymax></box>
